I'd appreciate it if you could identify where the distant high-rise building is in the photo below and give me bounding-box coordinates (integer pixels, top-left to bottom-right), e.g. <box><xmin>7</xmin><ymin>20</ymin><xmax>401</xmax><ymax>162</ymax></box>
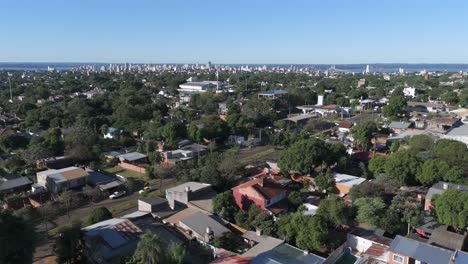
<box><xmin>365</xmin><ymin>65</ymin><xmax>370</xmax><ymax>74</ymax></box>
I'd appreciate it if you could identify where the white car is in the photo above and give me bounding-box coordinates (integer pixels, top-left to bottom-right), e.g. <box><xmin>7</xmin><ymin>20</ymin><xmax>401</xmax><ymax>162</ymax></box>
<box><xmin>109</xmin><ymin>191</ymin><xmax>126</xmax><ymax>199</ymax></box>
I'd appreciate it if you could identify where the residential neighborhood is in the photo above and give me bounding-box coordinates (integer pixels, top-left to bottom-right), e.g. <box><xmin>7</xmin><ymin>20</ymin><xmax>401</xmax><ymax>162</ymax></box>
<box><xmin>1</xmin><ymin>1</ymin><xmax>468</xmax><ymax>264</ymax></box>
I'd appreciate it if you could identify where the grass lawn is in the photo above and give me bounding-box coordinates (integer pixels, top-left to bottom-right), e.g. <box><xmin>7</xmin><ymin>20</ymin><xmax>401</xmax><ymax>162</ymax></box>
<box><xmin>103</xmin><ymin>165</ymin><xmax>149</xmax><ymax>181</ymax></box>
<box><xmin>108</xmin><ymin>198</ymin><xmax>138</xmax><ymax>216</ymax></box>
<box><xmin>238</xmin><ymin>146</ymin><xmax>283</xmax><ymax>164</ymax></box>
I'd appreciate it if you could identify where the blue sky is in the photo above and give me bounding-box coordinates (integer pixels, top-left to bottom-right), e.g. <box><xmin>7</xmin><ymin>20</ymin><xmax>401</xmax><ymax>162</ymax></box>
<box><xmin>1</xmin><ymin>0</ymin><xmax>467</xmax><ymax>64</ymax></box>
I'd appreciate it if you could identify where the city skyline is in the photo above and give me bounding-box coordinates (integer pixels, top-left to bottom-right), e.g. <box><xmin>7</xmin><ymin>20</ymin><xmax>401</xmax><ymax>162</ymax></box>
<box><xmin>1</xmin><ymin>0</ymin><xmax>468</xmax><ymax>64</ymax></box>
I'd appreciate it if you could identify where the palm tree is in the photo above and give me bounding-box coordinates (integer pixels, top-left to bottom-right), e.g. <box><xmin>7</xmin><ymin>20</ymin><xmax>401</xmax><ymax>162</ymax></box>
<box><xmin>166</xmin><ymin>243</ymin><xmax>187</xmax><ymax>264</ymax></box>
<box><xmin>134</xmin><ymin>231</ymin><xmax>163</xmax><ymax>264</ymax></box>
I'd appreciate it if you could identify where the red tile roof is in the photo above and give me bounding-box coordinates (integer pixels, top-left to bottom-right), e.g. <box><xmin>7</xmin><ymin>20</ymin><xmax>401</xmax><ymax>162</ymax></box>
<box><xmin>234</xmin><ymin>178</ymin><xmax>287</xmax><ymax>200</ymax></box>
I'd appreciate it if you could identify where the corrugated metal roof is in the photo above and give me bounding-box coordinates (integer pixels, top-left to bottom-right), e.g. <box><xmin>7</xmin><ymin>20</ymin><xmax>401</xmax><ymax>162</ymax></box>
<box><xmin>0</xmin><ymin>177</ymin><xmax>32</xmax><ymax>192</ymax></box>
<box><xmin>453</xmin><ymin>250</ymin><xmax>468</xmax><ymax>264</ymax></box>
<box><xmin>389</xmin><ymin>235</ymin><xmax>454</xmax><ymax>264</ymax></box>
<box><xmin>167</xmin><ymin>181</ymin><xmax>211</xmax><ymax>193</ymax></box>
<box><xmin>118</xmin><ymin>152</ymin><xmax>147</xmax><ymax>162</ymax></box>
<box><xmin>179</xmin><ymin>211</ymin><xmax>229</xmax><ymax>238</ymax></box>
<box><xmin>251</xmin><ymin>243</ymin><xmax>325</xmax><ymax>264</ymax></box>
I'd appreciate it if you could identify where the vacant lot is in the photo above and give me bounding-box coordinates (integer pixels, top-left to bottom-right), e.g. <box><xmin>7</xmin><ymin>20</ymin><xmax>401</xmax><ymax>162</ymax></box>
<box><xmin>236</xmin><ymin>145</ymin><xmax>284</xmax><ymax>165</ymax></box>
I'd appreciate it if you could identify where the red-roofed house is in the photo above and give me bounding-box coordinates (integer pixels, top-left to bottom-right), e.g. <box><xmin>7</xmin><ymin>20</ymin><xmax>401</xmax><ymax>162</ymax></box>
<box><xmin>232</xmin><ymin>178</ymin><xmax>288</xmax><ymax>215</ymax></box>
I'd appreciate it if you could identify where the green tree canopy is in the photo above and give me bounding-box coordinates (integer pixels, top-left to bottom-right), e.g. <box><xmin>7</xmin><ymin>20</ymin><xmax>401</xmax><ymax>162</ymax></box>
<box><xmin>416</xmin><ymin>160</ymin><xmax>449</xmax><ymax>186</ymax></box>
<box><xmin>384</xmin><ymin>151</ymin><xmax>420</xmax><ymax>186</ymax></box>
<box><xmin>433</xmin><ymin>189</ymin><xmax>468</xmax><ymax>230</ymax></box>
<box><xmin>84</xmin><ymin>206</ymin><xmax>113</xmax><ymax>226</ymax></box>
<box><xmin>354</xmin><ymin>197</ymin><xmax>387</xmax><ymax>227</ymax></box>
<box><xmin>368</xmin><ymin>155</ymin><xmax>387</xmax><ymax>177</ymax></box>
<box><xmin>213</xmin><ymin>191</ymin><xmax>239</xmax><ymax>222</ymax></box>
<box><xmin>133</xmin><ymin>231</ymin><xmax>163</xmax><ymax>264</ymax></box>
<box><xmin>64</xmin><ymin>126</ymin><xmax>98</xmax><ymax>161</ymax></box>
<box><xmin>315</xmin><ymin>169</ymin><xmax>338</xmax><ymax>194</ymax></box>
<box><xmin>383</xmin><ymin>96</ymin><xmax>407</xmax><ymax>118</ymax></box>
<box><xmin>350</xmin><ymin>121</ymin><xmax>378</xmax><ymax>151</ymax></box>
<box><xmin>53</xmin><ymin>220</ymin><xmax>83</xmax><ymax>264</ymax></box>
<box><xmin>316</xmin><ymin>195</ymin><xmax>353</xmax><ymax>228</ymax></box>
<box><xmin>0</xmin><ymin>210</ymin><xmax>38</xmax><ymax>264</ymax></box>
<box><xmin>278</xmin><ymin>138</ymin><xmax>346</xmax><ymax>175</ymax></box>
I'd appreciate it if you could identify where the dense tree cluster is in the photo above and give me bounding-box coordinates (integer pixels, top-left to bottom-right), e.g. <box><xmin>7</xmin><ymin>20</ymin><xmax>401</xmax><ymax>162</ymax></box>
<box><xmin>278</xmin><ymin>138</ymin><xmax>348</xmax><ymax>175</ymax></box>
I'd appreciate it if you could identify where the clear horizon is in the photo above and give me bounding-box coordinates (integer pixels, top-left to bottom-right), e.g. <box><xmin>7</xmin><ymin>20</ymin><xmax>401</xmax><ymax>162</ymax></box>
<box><xmin>2</xmin><ymin>0</ymin><xmax>468</xmax><ymax>64</ymax></box>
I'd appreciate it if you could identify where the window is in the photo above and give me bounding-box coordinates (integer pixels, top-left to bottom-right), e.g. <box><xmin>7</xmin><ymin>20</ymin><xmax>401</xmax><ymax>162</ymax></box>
<box><xmin>393</xmin><ymin>254</ymin><xmax>404</xmax><ymax>263</ymax></box>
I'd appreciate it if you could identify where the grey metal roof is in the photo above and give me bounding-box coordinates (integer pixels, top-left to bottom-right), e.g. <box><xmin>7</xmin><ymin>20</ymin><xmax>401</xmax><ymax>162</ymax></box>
<box><xmin>446</xmin><ymin>123</ymin><xmax>468</xmax><ymax>136</ymax></box>
<box><xmin>167</xmin><ymin>181</ymin><xmax>211</xmax><ymax>193</ymax></box>
<box><xmin>427</xmin><ymin>225</ymin><xmax>467</xmax><ymax>251</ymax></box>
<box><xmin>389</xmin><ymin>235</ymin><xmax>454</xmax><ymax>264</ymax></box>
<box><xmin>118</xmin><ymin>152</ymin><xmax>147</xmax><ymax>162</ymax></box>
<box><xmin>388</xmin><ymin>121</ymin><xmax>412</xmax><ymax>129</ymax></box>
<box><xmin>98</xmin><ymin>180</ymin><xmax>123</xmax><ymax>191</ymax></box>
<box><xmin>388</xmin><ymin>129</ymin><xmax>441</xmax><ymax>141</ymax></box>
<box><xmin>86</xmin><ymin>169</ymin><xmax>114</xmax><ymax>186</ymax></box>
<box><xmin>453</xmin><ymin>250</ymin><xmax>468</xmax><ymax>264</ymax></box>
<box><xmin>139</xmin><ymin>197</ymin><xmax>167</xmax><ymax>206</ymax></box>
<box><xmin>426</xmin><ymin>181</ymin><xmax>468</xmax><ymax>201</ymax></box>
<box><xmin>179</xmin><ymin>211</ymin><xmax>229</xmax><ymax>238</ymax></box>
<box><xmin>0</xmin><ymin>177</ymin><xmax>32</xmax><ymax>192</ymax></box>
<box><xmin>242</xmin><ymin>231</ymin><xmax>284</xmax><ymax>257</ymax></box>
<box><xmin>251</xmin><ymin>243</ymin><xmax>325</xmax><ymax>264</ymax></box>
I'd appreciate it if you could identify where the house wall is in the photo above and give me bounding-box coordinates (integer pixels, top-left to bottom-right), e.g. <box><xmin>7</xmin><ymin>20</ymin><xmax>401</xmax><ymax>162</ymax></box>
<box><xmin>424</xmin><ymin>199</ymin><xmax>433</xmax><ymax>211</ymax></box>
<box><xmin>138</xmin><ymin>201</ymin><xmax>153</xmax><ymax>212</ymax></box>
<box><xmin>233</xmin><ymin>188</ymin><xmax>265</xmax><ymax>210</ymax></box>
<box><xmin>166</xmin><ymin>190</ymin><xmax>189</xmax><ymax>209</ymax></box>
<box><xmin>68</xmin><ymin>177</ymin><xmax>87</xmax><ymax>189</ymax></box>
<box><xmin>119</xmin><ymin>162</ymin><xmax>146</xmax><ymax>174</ymax></box>
<box><xmin>388</xmin><ymin>251</ymin><xmax>409</xmax><ymax>264</ymax></box>
<box><xmin>347</xmin><ymin>234</ymin><xmax>373</xmax><ymax>253</ymax></box>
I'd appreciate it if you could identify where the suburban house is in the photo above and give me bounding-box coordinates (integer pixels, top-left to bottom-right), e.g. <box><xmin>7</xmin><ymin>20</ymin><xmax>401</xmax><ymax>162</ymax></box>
<box><xmin>388</xmin><ymin>235</ymin><xmax>454</xmax><ymax>264</ymax></box>
<box><xmin>161</xmin><ymin>143</ymin><xmax>208</xmax><ymax>165</ymax></box>
<box><xmin>427</xmin><ymin>117</ymin><xmax>460</xmax><ymax>134</ymax></box>
<box><xmin>232</xmin><ymin>178</ymin><xmax>288</xmax><ymax>215</ymax></box>
<box><xmin>178</xmin><ymin>211</ymin><xmax>230</xmax><ymax>244</ymax></box>
<box><xmin>165</xmin><ymin>181</ymin><xmax>215</xmax><ymax>212</ymax></box>
<box><xmin>335</xmin><ymin>121</ymin><xmax>354</xmax><ymax>133</ymax></box>
<box><xmin>82</xmin><ymin>212</ymin><xmax>186</xmax><ymax>264</ymax></box>
<box><xmin>36</xmin><ymin>166</ymin><xmax>89</xmax><ymax>194</ymax></box>
<box><xmin>443</xmin><ymin>123</ymin><xmax>468</xmax><ymax>145</ymax></box>
<box><xmin>238</xmin><ymin>230</ymin><xmax>325</xmax><ymax>263</ymax></box>
<box><xmin>424</xmin><ymin>181</ymin><xmax>468</xmax><ymax>211</ymax></box>
<box><xmin>333</xmin><ymin>173</ymin><xmax>366</xmax><ymax>197</ymax></box>
<box><xmin>345</xmin><ymin>228</ymin><xmax>393</xmax><ymax>263</ymax></box>
<box><xmin>251</xmin><ymin>243</ymin><xmax>325</xmax><ymax>264</ymax></box>
<box><xmin>118</xmin><ymin>152</ymin><xmax>148</xmax><ymax>174</ymax></box>
<box><xmin>388</xmin><ymin>121</ymin><xmax>412</xmax><ymax>134</ymax></box>
<box><xmin>283</xmin><ymin>113</ymin><xmax>317</xmax><ymax>128</ymax></box>
<box><xmin>257</xmin><ymin>90</ymin><xmax>288</xmax><ymax>100</ymax></box>
<box><xmin>0</xmin><ymin>177</ymin><xmax>32</xmax><ymax>195</ymax></box>
<box><xmin>407</xmin><ymin>101</ymin><xmax>445</xmax><ymax>113</ymax></box>
<box><xmin>118</xmin><ymin>152</ymin><xmax>148</xmax><ymax>164</ymax></box>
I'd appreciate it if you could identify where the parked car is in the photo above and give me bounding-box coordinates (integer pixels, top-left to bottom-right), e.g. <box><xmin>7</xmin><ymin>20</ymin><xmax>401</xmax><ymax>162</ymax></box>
<box><xmin>109</xmin><ymin>190</ymin><xmax>126</xmax><ymax>199</ymax></box>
